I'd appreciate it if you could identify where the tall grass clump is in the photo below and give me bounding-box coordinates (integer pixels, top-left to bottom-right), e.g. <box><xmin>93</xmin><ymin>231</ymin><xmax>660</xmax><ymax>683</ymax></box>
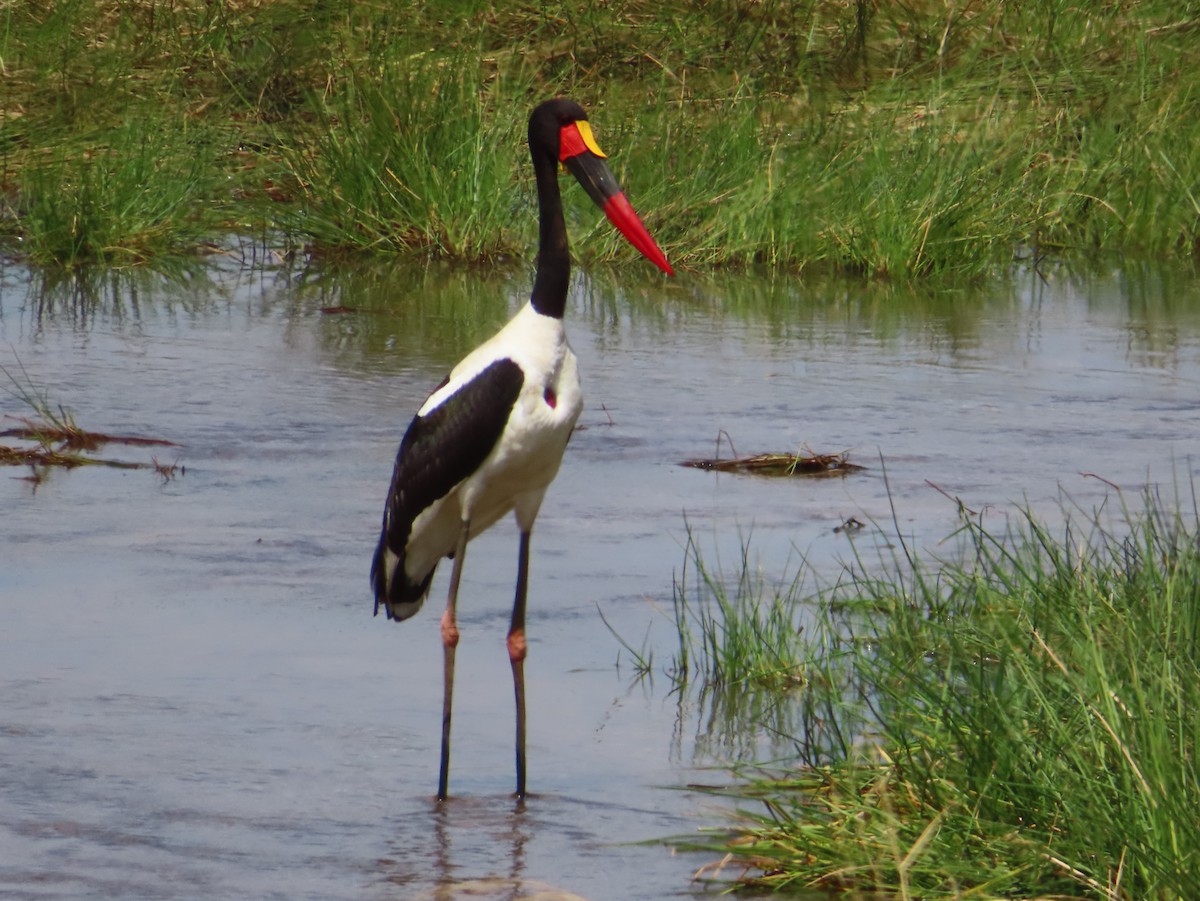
<box><xmin>274</xmin><ymin>58</ymin><xmax>533</xmax><ymax>260</ymax></box>
<box><xmin>629</xmin><ymin>99</ymin><xmax>1012</xmax><ymax>277</ymax></box>
<box><xmin>680</xmin><ymin>489</ymin><xmax>1200</xmax><ymax>897</ymax></box>
<box><xmin>3</xmin><ymin>118</ymin><xmax>224</xmax><ymax>266</ymax></box>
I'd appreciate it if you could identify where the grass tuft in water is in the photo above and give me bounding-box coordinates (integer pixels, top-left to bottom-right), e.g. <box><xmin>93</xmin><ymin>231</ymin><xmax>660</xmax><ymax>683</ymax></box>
<box><xmin>670</xmin><ymin>529</ymin><xmax>811</xmax><ymax>694</ymax></box>
<box><xmin>674</xmin><ymin>488</ymin><xmax>1200</xmax><ymax>897</ymax></box>
<box><xmin>655</xmin><ymin>529</ymin><xmax>848</xmax><ymax>760</ymax></box>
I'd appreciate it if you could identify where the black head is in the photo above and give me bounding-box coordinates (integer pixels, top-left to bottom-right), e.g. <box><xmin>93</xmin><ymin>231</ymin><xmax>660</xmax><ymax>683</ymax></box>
<box><xmin>526</xmin><ymin>96</ymin><xmax>674</xmax><ymax>278</ymax></box>
<box><xmin>528</xmin><ymin>98</ymin><xmax>589</xmax><ymax>163</ymax></box>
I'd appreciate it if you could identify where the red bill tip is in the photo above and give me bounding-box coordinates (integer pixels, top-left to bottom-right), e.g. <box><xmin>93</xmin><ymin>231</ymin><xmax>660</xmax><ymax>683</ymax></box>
<box><xmin>601</xmin><ymin>193</ymin><xmax>674</xmax><ymax>276</ymax></box>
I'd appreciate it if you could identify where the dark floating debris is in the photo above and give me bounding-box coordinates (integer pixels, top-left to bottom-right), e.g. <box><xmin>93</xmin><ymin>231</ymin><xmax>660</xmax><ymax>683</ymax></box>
<box><xmin>1</xmin><ymin>418</ymin><xmax>179</xmax><ymax>451</ymax></box>
<box><xmin>681</xmin><ymin>450</ymin><xmax>865</xmax><ymax>478</ymax></box>
<box><xmin>0</xmin><ymin>445</ymin><xmax>144</xmax><ymax>469</ymax></box>
<box><xmin>1</xmin><ymin>415</ymin><xmax>180</xmax><ymax>477</ymax></box>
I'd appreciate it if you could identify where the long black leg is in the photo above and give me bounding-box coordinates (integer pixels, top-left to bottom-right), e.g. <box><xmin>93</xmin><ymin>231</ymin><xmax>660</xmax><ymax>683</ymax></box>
<box><xmin>437</xmin><ymin>519</ymin><xmax>470</xmax><ymax>801</ymax></box>
<box><xmin>507</xmin><ymin>529</ymin><xmax>532</xmax><ymax>799</ymax></box>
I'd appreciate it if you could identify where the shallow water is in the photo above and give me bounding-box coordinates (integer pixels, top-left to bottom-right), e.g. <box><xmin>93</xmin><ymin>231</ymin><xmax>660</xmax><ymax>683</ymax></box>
<box><xmin>3</xmin><ymin>256</ymin><xmax>1200</xmax><ymax>899</ymax></box>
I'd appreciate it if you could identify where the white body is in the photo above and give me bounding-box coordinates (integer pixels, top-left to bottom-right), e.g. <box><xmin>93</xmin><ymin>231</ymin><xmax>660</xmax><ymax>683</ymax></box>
<box><xmin>395</xmin><ymin>302</ymin><xmax>583</xmax><ymax>586</ymax></box>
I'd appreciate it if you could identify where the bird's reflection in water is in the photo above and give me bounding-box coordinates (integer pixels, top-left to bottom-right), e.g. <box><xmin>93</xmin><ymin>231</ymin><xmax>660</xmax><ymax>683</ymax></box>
<box><xmin>431</xmin><ymin>796</ymin><xmax>528</xmax><ymax>895</ymax></box>
<box><xmin>374</xmin><ymin>795</ymin><xmax>589</xmax><ymax>901</ymax></box>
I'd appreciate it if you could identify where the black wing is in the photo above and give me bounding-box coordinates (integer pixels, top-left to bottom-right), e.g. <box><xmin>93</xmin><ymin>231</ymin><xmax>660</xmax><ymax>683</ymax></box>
<box><xmin>371</xmin><ymin>357</ymin><xmax>525</xmax><ymax>620</ymax></box>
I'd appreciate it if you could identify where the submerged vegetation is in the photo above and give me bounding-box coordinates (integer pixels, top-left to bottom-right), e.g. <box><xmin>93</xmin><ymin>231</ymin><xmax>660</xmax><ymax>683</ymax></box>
<box><xmin>1</xmin><ymin>0</ymin><xmax>1198</xmax><ymax>275</ymax></box>
<box><xmin>663</xmin><ymin>490</ymin><xmax>1200</xmax><ymax>898</ymax></box>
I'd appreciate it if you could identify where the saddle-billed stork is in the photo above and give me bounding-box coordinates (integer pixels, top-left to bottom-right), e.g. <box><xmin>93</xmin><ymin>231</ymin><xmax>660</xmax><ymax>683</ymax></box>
<box><xmin>371</xmin><ymin>98</ymin><xmax>673</xmax><ymax>800</ymax></box>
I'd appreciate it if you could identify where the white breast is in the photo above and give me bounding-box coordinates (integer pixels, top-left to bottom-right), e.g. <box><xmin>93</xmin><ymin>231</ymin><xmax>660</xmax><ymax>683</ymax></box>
<box><xmin>403</xmin><ymin>302</ymin><xmax>583</xmax><ymax>580</ymax></box>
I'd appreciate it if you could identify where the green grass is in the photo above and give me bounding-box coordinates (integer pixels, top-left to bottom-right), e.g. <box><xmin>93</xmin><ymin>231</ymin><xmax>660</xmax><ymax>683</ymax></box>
<box><xmin>663</xmin><ymin>530</ymin><xmax>819</xmax><ymax>760</ymax></box>
<box><xmin>670</xmin><ymin>529</ymin><xmax>812</xmax><ymax>695</ymax></box>
<box><xmin>9</xmin><ymin>118</ymin><xmax>225</xmax><ymax>266</ymax></box>
<box><xmin>2</xmin><ymin>1</ymin><xmax>1199</xmax><ymax>274</ymax></box>
<box><xmin>670</xmin><ymin>488</ymin><xmax>1200</xmax><ymax>897</ymax></box>
<box><xmin>273</xmin><ymin>57</ymin><xmax>533</xmax><ymax>260</ymax></box>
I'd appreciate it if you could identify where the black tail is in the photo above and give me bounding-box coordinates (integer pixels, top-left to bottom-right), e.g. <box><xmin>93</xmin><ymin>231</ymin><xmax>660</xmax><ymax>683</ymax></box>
<box><xmin>370</xmin><ymin>531</ymin><xmax>435</xmax><ymax>621</ymax></box>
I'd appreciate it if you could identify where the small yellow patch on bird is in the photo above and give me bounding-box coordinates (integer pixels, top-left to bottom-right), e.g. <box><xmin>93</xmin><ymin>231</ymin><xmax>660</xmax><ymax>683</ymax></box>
<box><xmin>574</xmin><ymin>120</ymin><xmax>606</xmax><ymax>158</ymax></box>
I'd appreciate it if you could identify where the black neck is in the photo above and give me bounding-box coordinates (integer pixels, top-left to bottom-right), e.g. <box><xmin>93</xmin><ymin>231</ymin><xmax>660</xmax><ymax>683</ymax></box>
<box><xmin>529</xmin><ymin>151</ymin><xmax>570</xmax><ymax>319</ymax></box>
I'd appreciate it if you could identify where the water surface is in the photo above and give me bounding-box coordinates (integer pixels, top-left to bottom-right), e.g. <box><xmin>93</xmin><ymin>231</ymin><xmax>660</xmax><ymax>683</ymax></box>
<box><xmin>3</xmin><ymin>257</ymin><xmax>1199</xmax><ymax>899</ymax></box>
